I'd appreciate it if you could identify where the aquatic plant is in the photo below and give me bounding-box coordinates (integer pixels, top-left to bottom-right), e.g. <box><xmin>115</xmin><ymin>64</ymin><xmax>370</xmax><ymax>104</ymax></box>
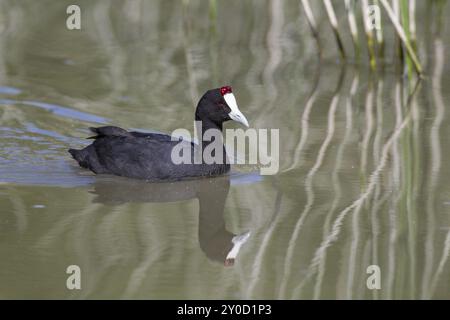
<box><xmin>300</xmin><ymin>0</ymin><xmax>426</xmax><ymax>77</ymax></box>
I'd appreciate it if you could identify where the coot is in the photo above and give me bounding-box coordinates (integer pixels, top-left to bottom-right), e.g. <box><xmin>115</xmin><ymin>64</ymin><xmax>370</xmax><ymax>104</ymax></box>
<box><xmin>68</xmin><ymin>86</ymin><xmax>249</xmax><ymax>181</ymax></box>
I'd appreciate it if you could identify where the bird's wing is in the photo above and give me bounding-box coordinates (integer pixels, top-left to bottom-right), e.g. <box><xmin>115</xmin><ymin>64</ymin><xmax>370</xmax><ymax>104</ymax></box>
<box><xmin>88</xmin><ymin>126</ymin><xmax>133</xmax><ymax>139</ymax></box>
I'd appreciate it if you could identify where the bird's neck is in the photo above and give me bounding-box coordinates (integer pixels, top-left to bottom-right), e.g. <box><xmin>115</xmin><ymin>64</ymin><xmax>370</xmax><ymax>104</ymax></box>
<box><xmin>195</xmin><ymin>116</ymin><xmax>222</xmax><ymax>130</ymax></box>
<box><xmin>194</xmin><ymin>118</ymin><xmax>228</xmax><ymax>165</ymax></box>
<box><xmin>194</xmin><ymin>118</ymin><xmax>223</xmax><ymax>146</ymax></box>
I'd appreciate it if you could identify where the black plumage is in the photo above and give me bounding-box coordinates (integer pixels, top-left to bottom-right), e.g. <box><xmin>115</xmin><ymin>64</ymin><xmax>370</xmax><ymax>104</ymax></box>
<box><xmin>68</xmin><ymin>87</ymin><xmax>248</xmax><ymax>181</ymax></box>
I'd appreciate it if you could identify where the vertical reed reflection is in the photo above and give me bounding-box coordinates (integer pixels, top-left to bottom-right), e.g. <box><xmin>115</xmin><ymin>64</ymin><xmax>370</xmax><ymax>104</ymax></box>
<box><xmin>314</xmin><ymin>72</ymin><xmax>358</xmax><ymax>300</ymax></box>
<box><xmin>368</xmin><ymin>78</ymin><xmax>385</xmax><ymax>300</ymax></box>
<box><xmin>284</xmin><ymin>68</ymin><xmax>320</xmax><ymax>172</ymax></box>
<box><xmin>347</xmin><ymin>76</ymin><xmax>375</xmax><ymax>300</ymax></box>
<box><xmin>423</xmin><ymin>37</ymin><xmax>445</xmax><ymax>299</ymax></box>
<box><xmin>293</xmin><ymin>77</ymin><xmax>421</xmax><ymax>298</ymax></box>
<box><xmin>263</xmin><ymin>0</ymin><xmax>284</xmax><ymax>100</ymax></box>
<box><xmin>280</xmin><ymin>66</ymin><xmax>345</xmax><ymax>299</ymax></box>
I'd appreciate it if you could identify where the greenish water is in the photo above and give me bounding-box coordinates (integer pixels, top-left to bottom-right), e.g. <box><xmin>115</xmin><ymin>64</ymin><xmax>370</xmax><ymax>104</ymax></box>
<box><xmin>0</xmin><ymin>0</ymin><xmax>450</xmax><ymax>299</ymax></box>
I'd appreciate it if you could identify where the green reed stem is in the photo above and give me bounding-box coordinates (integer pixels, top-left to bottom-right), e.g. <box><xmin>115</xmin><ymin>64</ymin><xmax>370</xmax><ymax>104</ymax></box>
<box><xmin>323</xmin><ymin>0</ymin><xmax>346</xmax><ymax>60</ymax></box>
<box><xmin>400</xmin><ymin>0</ymin><xmax>414</xmax><ymax>78</ymax></box>
<box><xmin>300</xmin><ymin>0</ymin><xmax>322</xmax><ymax>56</ymax></box>
<box><xmin>345</xmin><ymin>0</ymin><xmax>360</xmax><ymax>59</ymax></box>
<box><xmin>409</xmin><ymin>0</ymin><xmax>417</xmax><ymax>50</ymax></box>
<box><xmin>373</xmin><ymin>0</ymin><xmax>384</xmax><ymax>58</ymax></box>
<box><xmin>379</xmin><ymin>0</ymin><xmax>422</xmax><ymax>75</ymax></box>
<box><xmin>209</xmin><ymin>0</ymin><xmax>217</xmax><ymax>27</ymax></box>
<box><xmin>361</xmin><ymin>0</ymin><xmax>377</xmax><ymax>70</ymax></box>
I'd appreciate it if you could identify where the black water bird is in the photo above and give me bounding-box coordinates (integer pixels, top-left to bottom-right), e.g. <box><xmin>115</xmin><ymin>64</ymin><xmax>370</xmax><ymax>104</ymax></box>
<box><xmin>69</xmin><ymin>86</ymin><xmax>249</xmax><ymax>181</ymax></box>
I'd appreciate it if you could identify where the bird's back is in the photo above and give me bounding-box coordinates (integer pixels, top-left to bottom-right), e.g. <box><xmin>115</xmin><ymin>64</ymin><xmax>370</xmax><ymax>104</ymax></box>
<box><xmin>69</xmin><ymin>126</ymin><xmax>229</xmax><ymax>181</ymax></box>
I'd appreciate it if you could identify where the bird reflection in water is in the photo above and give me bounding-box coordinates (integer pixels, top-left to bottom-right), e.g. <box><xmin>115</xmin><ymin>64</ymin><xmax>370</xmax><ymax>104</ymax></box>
<box><xmin>89</xmin><ymin>175</ymin><xmax>251</xmax><ymax>266</ymax></box>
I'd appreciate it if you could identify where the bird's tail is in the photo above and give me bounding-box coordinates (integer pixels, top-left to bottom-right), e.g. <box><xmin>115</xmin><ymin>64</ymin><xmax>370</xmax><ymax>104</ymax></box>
<box><xmin>68</xmin><ymin>148</ymin><xmax>89</xmax><ymax>168</ymax></box>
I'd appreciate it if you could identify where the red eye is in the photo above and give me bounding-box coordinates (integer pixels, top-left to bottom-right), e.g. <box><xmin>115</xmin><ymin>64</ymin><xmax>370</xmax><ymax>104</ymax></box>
<box><xmin>220</xmin><ymin>86</ymin><xmax>232</xmax><ymax>96</ymax></box>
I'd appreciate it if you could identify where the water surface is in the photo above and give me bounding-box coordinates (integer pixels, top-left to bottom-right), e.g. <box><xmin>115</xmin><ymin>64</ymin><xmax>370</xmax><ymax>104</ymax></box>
<box><xmin>0</xmin><ymin>0</ymin><xmax>449</xmax><ymax>299</ymax></box>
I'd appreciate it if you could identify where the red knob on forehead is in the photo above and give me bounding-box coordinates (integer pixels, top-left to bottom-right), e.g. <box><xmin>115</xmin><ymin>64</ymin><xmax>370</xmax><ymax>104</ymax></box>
<box><xmin>220</xmin><ymin>86</ymin><xmax>232</xmax><ymax>96</ymax></box>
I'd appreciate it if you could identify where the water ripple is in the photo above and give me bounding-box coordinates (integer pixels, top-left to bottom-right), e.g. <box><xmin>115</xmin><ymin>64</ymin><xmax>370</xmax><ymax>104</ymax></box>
<box><xmin>0</xmin><ymin>99</ymin><xmax>109</xmax><ymax>124</ymax></box>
